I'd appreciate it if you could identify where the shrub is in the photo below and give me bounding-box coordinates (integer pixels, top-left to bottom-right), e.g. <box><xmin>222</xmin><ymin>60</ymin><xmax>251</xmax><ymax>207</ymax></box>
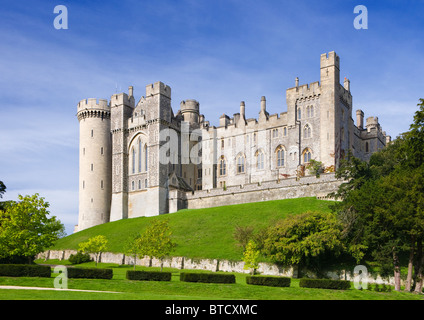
<box><xmin>180</xmin><ymin>272</ymin><xmax>236</xmax><ymax>284</ymax></box>
<box><xmin>68</xmin><ymin>251</ymin><xmax>92</xmax><ymax>265</ymax></box>
<box><xmin>66</xmin><ymin>267</ymin><xmax>113</xmax><ymax>279</ymax></box>
<box><xmin>0</xmin><ymin>264</ymin><xmax>51</xmax><ymax>278</ymax></box>
<box><xmin>126</xmin><ymin>270</ymin><xmax>171</xmax><ymax>282</ymax></box>
<box><xmin>299</xmin><ymin>278</ymin><xmax>351</xmax><ymax>290</ymax></box>
<box><xmin>246</xmin><ymin>275</ymin><xmax>291</xmax><ymax>287</ymax></box>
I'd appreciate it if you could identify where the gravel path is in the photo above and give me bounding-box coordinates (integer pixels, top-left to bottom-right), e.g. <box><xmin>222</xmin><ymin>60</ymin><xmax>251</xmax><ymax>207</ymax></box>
<box><xmin>0</xmin><ymin>285</ymin><xmax>121</xmax><ymax>293</ymax></box>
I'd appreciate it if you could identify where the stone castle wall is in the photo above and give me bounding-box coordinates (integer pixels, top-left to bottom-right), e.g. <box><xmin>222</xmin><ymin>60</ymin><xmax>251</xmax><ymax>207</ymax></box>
<box><xmin>181</xmin><ymin>173</ymin><xmax>341</xmax><ymax>210</ymax></box>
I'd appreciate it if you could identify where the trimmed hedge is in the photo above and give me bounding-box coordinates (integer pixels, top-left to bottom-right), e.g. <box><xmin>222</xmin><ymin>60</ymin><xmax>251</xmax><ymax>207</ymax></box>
<box><xmin>0</xmin><ymin>264</ymin><xmax>51</xmax><ymax>278</ymax></box>
<box><xmin>66</xmin><ymin>267</ymin><xmax>113</xmax><ymax>279</ymax></box>
<box><xmin>180</xmin><ymin>272</ymin><xmax>236</xmax><ymax>284</ymax></box>
<box><xmin>299</xmin><ymin>278</ymin><xmax>351</xmax><ymax>290</ymax></box>
<box><xmin>126</xmin><ymin>270</ymin><xmax>171</xmax><ymax>282</ymax></box>
<box><xmin>246</xmin><ymin>275</ymin><xmax>291</xmax><ymax>287</ymax></box>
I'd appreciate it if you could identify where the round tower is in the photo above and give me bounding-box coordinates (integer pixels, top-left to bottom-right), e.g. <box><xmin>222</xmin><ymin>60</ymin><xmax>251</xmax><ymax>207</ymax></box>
<box><xmin>180</xmin><ymin>99</ymin><xmax>200</xmax><ymax>124</ymax></box>
<box><xmin>76</xmin><ymin>98</ymin><xmax>112</xmax><ymax>231</ymax></box>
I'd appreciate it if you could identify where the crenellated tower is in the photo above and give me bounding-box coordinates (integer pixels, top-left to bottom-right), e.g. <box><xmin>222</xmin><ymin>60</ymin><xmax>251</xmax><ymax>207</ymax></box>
<box><xmin>76</xmin><ymin>98</ymin><xmax>112</xmax><ymax>231</ymax></box>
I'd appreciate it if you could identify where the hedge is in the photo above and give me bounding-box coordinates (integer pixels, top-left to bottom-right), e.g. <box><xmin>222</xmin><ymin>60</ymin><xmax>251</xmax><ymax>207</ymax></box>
<box><xmin>299</xmin><ymin>278</ymin><xmax>351</xmax><ymax>290</ymax></box>
<box><xmin>0</xmin><ymin>264</ymin><xmax>51</xmax><ymax>278</ymax></box>
<box><xmin>180</xmin><ymin>272</ymin><xmax>236</xmax><ymax>284</ymax></box>
<box><xmin>126</xmin><ymin>270</ymin><xmax>171</xmax><ymax>282</ymax></box>
<box><xmin>66</xmin><ymin>267</ymin><xmax>113</xmax><ymax>279</ymax></box>
<box><xmin>246</xmin><ymin>275</ymin><xmax>291</xmax><ymax>287</ymax></box>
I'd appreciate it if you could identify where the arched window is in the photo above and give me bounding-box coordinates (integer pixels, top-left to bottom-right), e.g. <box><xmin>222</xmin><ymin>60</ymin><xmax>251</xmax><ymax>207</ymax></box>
<box><xmin>145</xmin><ymin>144</ymin><xmax>148</xmax><ymax>171</ymax></box>
<box><xmin>276</xmin><ymin>146</ymin><xmax>285</xmax><ymax>167</ymax></box>
<box><xmin>132</xmin><ymin>147</ymin><xmax>136</xmax><ymax>174</ymax></box>
<box><xmin>236</xmin><ymin>154</ymin><xmax>245</xmax><ymax>174</ymax></box>
<box><xmin>138</xmin><ymin>139</ymin><xmax>142</xmax><ymax>173</ymax></box>
<box><xmin>307</xmin><ymin>105</ymin><xmax>314</xmax><ymax>118</ymax></box>
<box><xmin>304</xmin><ymin>124</ymin><xmax>312</xmax><ymax>139</ymax></box>
<box><xmin>219</xmin><ymin>156</ymin><xmax>227</xmax><ymax>176</ymax></box>
<box><xmin>302</xmin><ymin>148</ymin><xmax>312</xmax><ymax>164</ymax></box>
<box><xmin>256</xmin><ymin>150</ymin><xmax>264</xmax><ymax>170</ymax></box>
<box><xmin>297</xmin><ymin>107</ymin><xmax>301</xmax><ymax>120</ymax></box>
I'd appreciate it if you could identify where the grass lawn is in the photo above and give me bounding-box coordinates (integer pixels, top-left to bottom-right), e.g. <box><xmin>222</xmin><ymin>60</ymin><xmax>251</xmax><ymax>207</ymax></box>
<box><xmin>0</xmin><ymin>261</ymin><xmax>422</xmax><ymax>300</ymax></box>
<box><xmin>51</xmin><ymin>197</ymin><xmax>333</xmax><ymax>261</ymax></box>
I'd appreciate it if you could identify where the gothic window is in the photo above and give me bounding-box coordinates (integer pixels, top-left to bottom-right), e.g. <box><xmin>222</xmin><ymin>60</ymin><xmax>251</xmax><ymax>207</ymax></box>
<box><xmin>304</xmin><ymin>124</ymin><xmax>312</xmax><ymax>139</ymax></box>
<box><xmin>221</xmin><ymin>138</ymin><xmax>224</xmax><ymax>149</ymax></box>
<box><xmin>276</xmin><ymin>146</ymin><xmax>285</xmax><ymax>167</ymax></box>
<box><xmin>298</xmin><ymin>108</ymin><xmax>301</xmax><ymax>120</ymax></box>
<box><xmin>145</xmin><ymin>145</ymin><xmax>148</xmax><ymax>171</ymax></box>
<box><xmin>302</xmin><ymin>148</ymin><xmax>312</xmax><ymax>163</ymax></box>
<box><xmin>256</xmin><ymin>150</ymin><xmax>264</xmax><ymax>170</ymax></box>
<box><xmin>219</xmin><ymin>156</ymin><xmax>227</xmax><ymax>176</ymax></box>
<box><xmin>272</xmin><ymin>129</ymin><xmax>278</xmax><ymax>138</ymax></box>
<box><xmin>283</xmin><ymin>127</ymin><xmax>287</xmax><ymax>136</ymax></box>
<box><xmin>236</xmin><ymin>154</ymin><xmax>245</xmax><ymax>174</ymax></box>
<box><xmin>132</xmin><ymin>181</ymin><xmax>135</xmax><ymax>191</ymax></box>
<box><xmin>132</xmin><ymin>147</ymin><xmax>136</xmax><ymax>174</ymax></box>
<box><xmin>138</xmin><ymin>139</ymin><xmax>142</xmax><ymax>173</ymax></box>
<box><xmin>307</xmin><ymin>105</ymin><xmax>314</xmax><ymax>118</ymax></box>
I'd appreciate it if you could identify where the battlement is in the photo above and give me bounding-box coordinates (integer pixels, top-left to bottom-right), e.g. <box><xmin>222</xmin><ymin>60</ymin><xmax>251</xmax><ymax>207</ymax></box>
<box><xmin>287</xmin><ymin>80</ymin><xmax>321</xmax><ymax>97</ymax></box>
<box><xmin>145</xmin><ymin>81</ymin><xmax>171</xmax><ymax>99</ymax></box>
<box><xmin>320</xmin><ymin>51</ymin><xmax>340</xmax><ymax>69</ymax></box>
<box><xmin>180</xmin><ymin>99</ymin><xmax>200</xmax><ymax>113</ymax></box>
<box><xmin>110</xmin><ymin>92</ymin><xmax>134</xmax><ymax>107</ymax></box>
<box><xmin>366</xmin><ymin>116</ymin><xmax>380</xmax><ymax>132</ymax></box>
<box><xmin>77</xmin><ymin>98</ymin><xmax>109</xmax><ymax>111</ymax></box>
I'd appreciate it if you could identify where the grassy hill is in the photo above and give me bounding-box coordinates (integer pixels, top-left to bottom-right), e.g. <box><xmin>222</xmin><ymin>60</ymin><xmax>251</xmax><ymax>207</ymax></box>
<box><xmin>52</xmin><ymin>197</ymin><xmax>333</xmax><ymax>261</ymax></box>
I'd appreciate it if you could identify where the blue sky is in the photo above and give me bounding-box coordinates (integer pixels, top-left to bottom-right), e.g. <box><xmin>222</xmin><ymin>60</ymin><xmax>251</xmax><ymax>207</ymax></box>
<box><xmin>1</xmin><ymin>0</ymin><xmax>423</xmax><ymax>235</ymax></box>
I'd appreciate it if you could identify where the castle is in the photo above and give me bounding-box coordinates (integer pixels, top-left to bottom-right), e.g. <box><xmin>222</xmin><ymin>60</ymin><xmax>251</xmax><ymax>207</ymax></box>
<box><xmin>75</xmin><ymin>51</ymin><xmax>391</xmax><ymax>232</ymax></box>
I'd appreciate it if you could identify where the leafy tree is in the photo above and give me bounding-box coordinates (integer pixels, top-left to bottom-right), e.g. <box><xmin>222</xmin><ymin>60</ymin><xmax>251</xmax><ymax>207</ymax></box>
<box><xmin>0</xmin><ymin>193</ymin><xmax>65</xmax><ymax>264</ymax></box>
<box><xmin>0</xmin><ymin>181</ymin><xmax>5</xmax><ymax>198</ymax></box>
<box><xmin>233</xmin><ymin>225</ymin><xmax>254</xmax><ymax>251</ymax></box>
<box><xmin>305</xmin><ymin>159</ymin><xmax>324</xmax><ymax>178</ymax></box>
<box><xmin>138</xmin><ymin>219</ymin><xmax>176</xmax><ymax>271</ymax></box>
<box><xmin>243</xmin><ymin>240</ymin><xmax>260</xmax><ymax>275</ymax></box>
<box><xmin>262</xmin><ymin>211</ymin><xmax>347</xmax><ymax>275</ymax></box>
<box><xmin>78</xmin><ymin>235</ymin><xmax>108</xmax><ymax>267</ymax></box>
<box><xmin>124</xmin><ymin>232</ymin><xmax>144</xmax><ymax>270</ymax></box>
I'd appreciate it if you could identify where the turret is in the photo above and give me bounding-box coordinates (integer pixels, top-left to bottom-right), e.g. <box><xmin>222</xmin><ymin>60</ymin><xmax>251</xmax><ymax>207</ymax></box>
<box><xmin>356</xmin><ymin>109</ymin><xmax>364</xmax><ymax>129</ymax></box>
<box><xmin>76</xmin><ymin>98</ymin><xmax>112</xmax><ymax>231</ymax></box>
<box><xmin>180</xmin><ymin>99</ymin><xmax>200</xmax><ymax>124</ymax></box>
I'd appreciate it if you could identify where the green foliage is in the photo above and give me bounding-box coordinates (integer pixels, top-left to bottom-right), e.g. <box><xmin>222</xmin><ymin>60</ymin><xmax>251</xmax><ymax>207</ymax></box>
<box><xmin>262</xmin><ymin>211</ymin><xmax>346</xmax><ymax>270</ymax></box>
<box><xmin>180</xmin><ymin>272</ymin><xmax>236</xmax><ymax>284</ymax></box>
<box><xmin>66</xmin><ymin>267</ymin><xmax>113</xmax><ymax>279</ymax></box>
<box><xmin>306</xmin><ymin>159</ymin><xmax>324</xmax><ymax>177</ymax></box>
<box><xmin>137</xmin><ymin>219</ymin><xmax>176</xmax><ymax>271</ymax></box>
<box><xmin>126</xmin><ymin>270</ymin><xmax>171</xmax><ymax>281</ymax></box>
<box><xmin>246</xmin><ymin>275</ymin><xmax>291</xmax><ymax>287</ymax></box>
<box><xmin>0</xmin><ymin>181</ymin><xmax>5</xmax><ymax>199</ymax></box>
<box><xmin>0</xmin><ymin>194</ymin><xmax>65</xmax><ymax>262</ymax></box>
<box><xmin>299</xmin><ymin>278</ymin><xmax>351</xmax><ymax>290</ymax></box>
<box><xmin>233</xmin><ymin>225</ymin><xmax>254</xmax><ymax>251</ymax></box>
<box><xmin>0</xmin><ymin>264</ymin><xmax>51</xmax><ymax>277</ymax></box>
<box><xmin>242</xmin><ymin>240</ymin><xmax>260</xmax><ymax>275</ymax></box>
<box><xmin>68</xmin><ymin>251</ymin><xmax>92</xmax><ymax>265</ymax></box>
<box><xmin>78</xmin><ymin>235</ymin><xmax>108</xmax><ymax>266</ymax></box>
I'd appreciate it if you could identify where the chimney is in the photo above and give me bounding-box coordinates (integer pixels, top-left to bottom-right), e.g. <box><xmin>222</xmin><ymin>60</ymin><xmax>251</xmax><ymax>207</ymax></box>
<box><xmin>295</xmin><ymin>77</ymin><xmax>299</xmax><ymax>87</ymax></box>
<box><xmin>128</xmin><ymin>86</ymin><xmax>134</xmax><ymax>98</ymax></box>
<box><xmin>260</xmin><ymin>96</ymin><xmax>266</xmax><ymax>113</ymax></box>
<box><xmin>240</xmin><ymin>101</ymin><xmax>245</xmax><ymax>118</ymax></box>
<box><xmin>344</xmin><ymin>77</ymin><xmax>350</xmax><ymax>91</ymax></box>
<box><xmin>356</xmin><ymin>109</ymin><xmax>364</xmax><ymax>129</ymax></box>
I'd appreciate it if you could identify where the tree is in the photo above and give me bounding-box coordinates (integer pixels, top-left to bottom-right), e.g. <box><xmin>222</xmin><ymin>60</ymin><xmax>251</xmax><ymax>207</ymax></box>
<box><xmin>0</xmin><ymin>193</ymin><xmax>65</xmax><ymax>263</ymax></box>
<box><xmin>0</xmin><ymin>181</ymin><xmax>5</xmax><ymax>198</ymax></box>
<box><xmin>124</xmin><ymin>233</ymin><xmax>144</xmax><ymax>270</ymax></box>
<box><xmin>138</xmin><ymin>219</ymin><xmax>176</xmax><ymax>271</ymax></box>
<box><xmin>78</xmin><ymin>235</ymin><xmax>108</xmax><ymax>267</ymax></box>
<box><xmin>262</xmin><ymin>211</ymin><xmax>346</xmax><ymax>275</ymax></box>
<box><xmin>233</xmin><ymin>225</ymin><xmax>254</xmax><ymax>251</ymax></box>
<box><xmin>305</xmin><ymin>159</ymin><xmax>324</xmax><ymax>178</ymax></box>
<box><xmin>243</xmin><ymin>240</ymin><xmax>260</xmax><ymax>275</ymax></box>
